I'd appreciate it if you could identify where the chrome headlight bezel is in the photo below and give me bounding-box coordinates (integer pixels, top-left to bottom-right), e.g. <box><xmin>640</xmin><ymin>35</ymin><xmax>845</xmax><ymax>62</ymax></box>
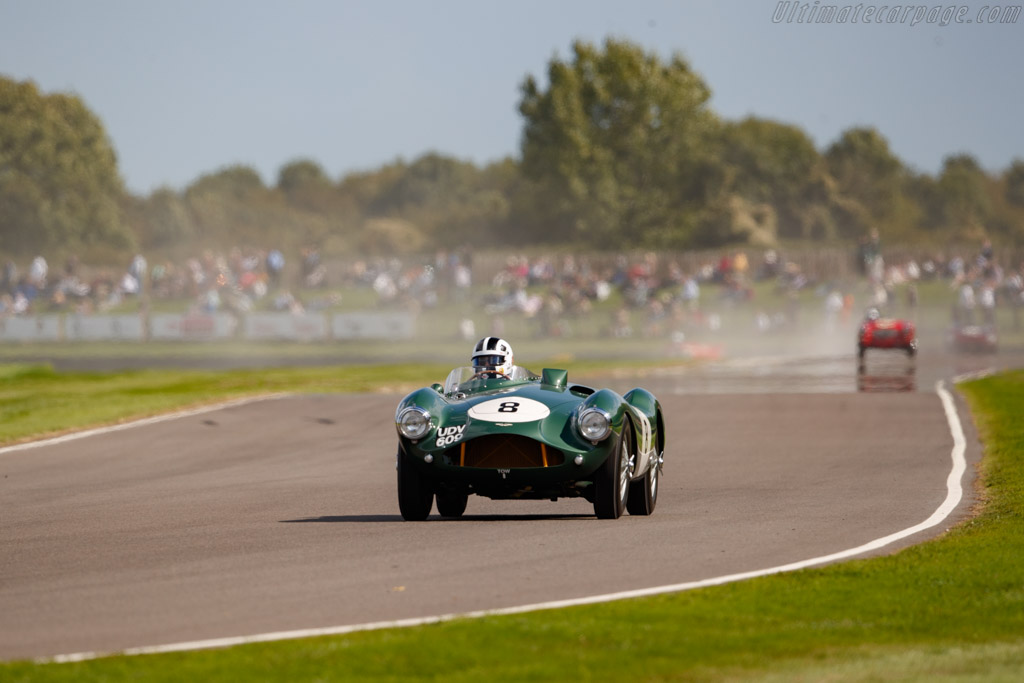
<box><xmin>396</xmin><ymin>406</ymin><xmax>432</xmax><ymax>440</ymax></box>
<box><xmin>577</xmin><ymin>407</ymin><xmax>612</xmax><ymax>442</ymax></box>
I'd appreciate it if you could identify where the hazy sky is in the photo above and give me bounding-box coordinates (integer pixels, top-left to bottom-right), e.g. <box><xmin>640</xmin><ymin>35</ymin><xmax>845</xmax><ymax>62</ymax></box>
<box><xmin>2</xmin><ymin>0</ymin><xmax>1021</xmax><ymax>194</ymax></box>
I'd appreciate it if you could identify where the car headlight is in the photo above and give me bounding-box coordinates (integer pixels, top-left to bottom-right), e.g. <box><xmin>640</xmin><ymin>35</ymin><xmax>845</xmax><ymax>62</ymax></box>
<box><xmin>396</xmin><ymin>407</ymin><xmax>431</xmax><ymax>440</ymax></box>
<box><xmin>578</xmin><ymin>408</ymin><xmax>612</xmax><ymax>442</ymax></box>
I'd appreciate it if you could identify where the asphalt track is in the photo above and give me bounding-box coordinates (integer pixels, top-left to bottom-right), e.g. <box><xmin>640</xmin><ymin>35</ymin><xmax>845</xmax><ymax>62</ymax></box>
<box><xmin>0</xmin><ymin>348</ymin><xmax>1013</xmax><ymax>662</ymax></box>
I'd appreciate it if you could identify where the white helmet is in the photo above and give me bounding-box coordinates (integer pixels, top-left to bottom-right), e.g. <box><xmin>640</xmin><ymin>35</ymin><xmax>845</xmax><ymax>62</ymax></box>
<box><xmin>471</xmin><ymin>337</ymin><xmax>514</xmax><ymax>377</ymax></box>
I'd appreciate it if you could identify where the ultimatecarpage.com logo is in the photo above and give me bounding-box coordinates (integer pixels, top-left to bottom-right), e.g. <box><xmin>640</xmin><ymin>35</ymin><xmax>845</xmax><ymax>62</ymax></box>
<box><xmin>772</xmin><ymin>2</ymin><xmax>1021</xmax><ymax>25</ymax></box>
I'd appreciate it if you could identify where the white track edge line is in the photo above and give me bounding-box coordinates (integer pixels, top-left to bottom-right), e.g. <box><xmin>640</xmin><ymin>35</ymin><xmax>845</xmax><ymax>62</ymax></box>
<box><xmin>952</xmin><ymin>368</ymin><xmax>995</xmax><ymax>384</ymax></box>
<box><xmin>42</xmin><ymin>381</ymin><xmax>968</xmax><ymax>664</ymax></box>
<box><xmin>1</xmin><ymin>394</ymin><xmax>291</xmax><ymax>457</ymax></box>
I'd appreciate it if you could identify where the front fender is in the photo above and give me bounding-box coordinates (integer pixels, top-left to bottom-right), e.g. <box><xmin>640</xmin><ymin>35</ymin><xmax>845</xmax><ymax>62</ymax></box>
<box><xmin>580</xmin><ymin>389</ymin><xmax>628</xmax><ymax>436</ymax></box>
<box><xmin>396</xmin><ymin>387</ymin><xmax>448</xmax><ymax>417</ymax></box>
<box><xmin>623</xmin><ymin>388</ymin><xmax>658</xmax><ymax>422</ymax></box>
<box><xmin>623</xmin><ymin>388</ymin><xmax>661</xmax><ymax>474</ymax></box>
<box><xmin>395</xmin><ymin>387</ymin><xmax>449</xmax><ymax>445</ymax></box>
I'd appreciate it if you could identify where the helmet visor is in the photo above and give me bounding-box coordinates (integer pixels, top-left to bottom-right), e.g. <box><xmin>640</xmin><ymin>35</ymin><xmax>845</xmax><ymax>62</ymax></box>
<box><xmin>473</xmin><ymin>354</ymin><xmax>506</xmax><ymax>369</ymax></box>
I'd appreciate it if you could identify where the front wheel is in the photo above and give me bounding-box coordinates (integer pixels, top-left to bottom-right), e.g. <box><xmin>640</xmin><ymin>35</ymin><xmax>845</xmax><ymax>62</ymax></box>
<box><xmin>397</xmin><ymin>446</ymin><xmax>433</xmax><ymax>521</ymax></box>
<box><xmin>594</xmin><ymin>426</ymin><xmax>633</xmax><ymax>519</ymax></box>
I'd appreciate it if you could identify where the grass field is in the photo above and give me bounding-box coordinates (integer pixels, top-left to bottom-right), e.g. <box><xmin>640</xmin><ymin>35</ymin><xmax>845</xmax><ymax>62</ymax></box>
<box><xmin>0</xmin><ymin>358</ymin><xmax>692</xmax><ymax>446</ymax></box>
<box><xmin>1</xmin><ymin>364</ymin><xmax>1023</xmax><ymax>680</ymax></box>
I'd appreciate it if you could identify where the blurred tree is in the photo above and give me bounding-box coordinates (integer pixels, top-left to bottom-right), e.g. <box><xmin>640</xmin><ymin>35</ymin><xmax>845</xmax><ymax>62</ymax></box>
<box><xmin>185</xmin><ymin>164</ymin><xmax>264</xmax><ymax>200</ymax></box>
<box><xmin>175</xmin><ymin>164</ymin><xmax>338</xmax><ymax>250</ymax></box>
<box><xmin>277</xmin><ymin>158</ymin><xmax>335</xmax><ymax>213</ymax></box>
<box><xmin>1003</xmin><ymin>159</ymin><xmax>1024</xmax><ymax>207</ymax></box>
<box><xmin>825</xmin><ymin>127</ymin><xmax>902</xmax><ymax>200</ymax></box>
<box><xmin>824</xmin><ymin>127</ymin><xmax>920</xmax><ymax>240</ymax></box>
<box><xmin>935</xmin><ymin>154</ymin><xmax>992</xmax><ymax>238</ymax></box>
<box><xmin>984</xmin><ymin>160</ymin><xmax>1024</xmax><ymax>243</ymax></box>
<box><xmin>381</xmin><ymin>153</ymin><xmax>512</xmax><ymax>245</ymax></box>
<box><xmin>333</xmin><ymin>153</ymin><xmax>513</xmax><ymax>248</ymax></box>
<box><xmin>516</xmin><ymin>38</ymin><xmax>720</xmax><ymax>248</ymax></box>
<box><xmin>358</xmin><ymin>217</ymin><xmax>427</xmax><ymax>255</ymax></box>
<box><xmin>0</xmin><ymin>77</ymin><xmax>133</xmax><ymax>255</ymax></box>
<box><xmin>369</xmin><ymin>153</ymin><xmax>473</xmax><ymax>214</ymax></box>
<box><xmin>277</xmin><ymin>158</ymin><xmax>330</xmax><ymax>193</ymax></box>
<box><xmin>716</xmin><ymin>117</ymin><xmax>829</xmax><ymax>241</ymax></box>
<box><xmin>129</xmin><ymin>188</ymin><xmax>197</xmax><ymax>249</ymax></box>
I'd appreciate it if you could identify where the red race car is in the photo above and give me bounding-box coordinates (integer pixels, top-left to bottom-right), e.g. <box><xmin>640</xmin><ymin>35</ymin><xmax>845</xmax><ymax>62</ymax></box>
<box><xmin>858</xmin><ymin>308</ymin><xmax>916</xmax><ymax>360</ymax></box>
<box><xmin>951</xmin><ymin>324</ymin><xmax>997</xmax><ymax>353</ymax></box>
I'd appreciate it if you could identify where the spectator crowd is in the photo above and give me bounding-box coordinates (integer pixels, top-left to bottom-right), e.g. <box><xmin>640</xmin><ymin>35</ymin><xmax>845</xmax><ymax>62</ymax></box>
<box><xmin>3</xmin><ymin>238</ymin><xmax>1023</xmax><ymax>344</ymax></box>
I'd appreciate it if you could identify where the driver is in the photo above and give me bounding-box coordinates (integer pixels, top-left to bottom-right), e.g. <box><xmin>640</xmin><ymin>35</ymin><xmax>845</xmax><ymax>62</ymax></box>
<box><xmin>471</xmin><ymin>337</ymin><xmax>514</xmax><ymax>379</ymax></box>
<box><xmin>865</xmin><ymin>307</ymin><xmax>881</xmax><ymax>321</ymax></box>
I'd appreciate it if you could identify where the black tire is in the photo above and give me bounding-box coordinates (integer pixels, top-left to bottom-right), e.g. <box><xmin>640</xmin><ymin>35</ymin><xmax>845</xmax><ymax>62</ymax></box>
<box><xmin>397</xmin><ymin>446</ymin><xmax>433</xmax><ymax>521</ymax></box>
<box><xmin>627</xmin><ymin>426</ymin><xmax>661</xmax><ymax>516</ymax></box>
<box><xmin>435</xmin><ymin>489</ymin><xmax>468</xmax><ymax>518</ymax></box>
<box><xmin>906</xmin><ymin>343</ymin><xmax>917</xmax><ymax>357</ymax></box>
<box><xmin>594</xmin><ymin>425</ymin><xmax>632</xmax><ymax>519</ymax></box>
<box><xmin>858</xmin><ymin>345</ymin><xmax>866</xmax><ymax>360</ymax></box>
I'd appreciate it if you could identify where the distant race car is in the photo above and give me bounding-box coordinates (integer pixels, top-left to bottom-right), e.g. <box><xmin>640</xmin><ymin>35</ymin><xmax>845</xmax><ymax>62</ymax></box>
<box><xmin>858</xmin><ymin>308</ymin><xmax>916</xmax><ymax>360</ymax></box>
<box><xmin>951</xmin><ymin>324</ymin><xmax>997</xmax><ymax>353</ymax></box>
<box><xmin>394</xmin><ymin>360</ymin><xmax>665</xmax><ymax>521</ymax></box>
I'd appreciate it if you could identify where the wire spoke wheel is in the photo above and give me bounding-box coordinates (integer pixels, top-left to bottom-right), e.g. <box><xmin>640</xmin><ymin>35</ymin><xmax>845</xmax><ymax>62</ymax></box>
<box><xmin>595</xmin><ymin>426</ymin><xmax>632</xmax><ymax>519</ymax></box>
<box><xmin>627</xmin><ymin>422</ymin><xmax>663</xmax><ymax>516</ymax></box>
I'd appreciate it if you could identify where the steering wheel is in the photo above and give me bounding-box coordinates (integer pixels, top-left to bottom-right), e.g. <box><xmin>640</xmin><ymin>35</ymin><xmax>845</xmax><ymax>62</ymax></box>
<box><xmin>473</xmin><ymin>370</ymin><xmax>509</xmax><ymax>382</ymax></box>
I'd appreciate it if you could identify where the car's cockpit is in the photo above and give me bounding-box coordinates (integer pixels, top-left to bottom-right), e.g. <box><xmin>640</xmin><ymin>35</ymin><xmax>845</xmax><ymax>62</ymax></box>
<box><xmin>442</xmin><ymin>365</ymin><xmax>538</xmax><ymax>397</ymax></box>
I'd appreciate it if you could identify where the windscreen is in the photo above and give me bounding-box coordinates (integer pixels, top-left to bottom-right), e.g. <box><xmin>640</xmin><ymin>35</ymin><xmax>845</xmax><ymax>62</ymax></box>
<box><xmin>442</xmin><ymin>366</ymin><xmax>537</xmax><ymax>396</ymax></box>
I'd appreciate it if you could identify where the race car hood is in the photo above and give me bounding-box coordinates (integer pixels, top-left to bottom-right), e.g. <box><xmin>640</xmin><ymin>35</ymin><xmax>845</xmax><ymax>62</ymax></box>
<box><xmin>430</xmin><ymin>382</ymin><xmax>586</xmax><ymax>452</ymax></box>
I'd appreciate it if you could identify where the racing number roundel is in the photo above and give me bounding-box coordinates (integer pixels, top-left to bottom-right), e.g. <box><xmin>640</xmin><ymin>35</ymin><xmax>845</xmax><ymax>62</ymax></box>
<box><xmin>467</xmin><ymin>397</ymin><xmax>551</xmax><ymax>423</ymax></box>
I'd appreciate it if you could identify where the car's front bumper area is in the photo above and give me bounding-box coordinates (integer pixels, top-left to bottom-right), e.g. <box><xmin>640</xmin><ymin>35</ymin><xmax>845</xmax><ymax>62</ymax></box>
<box><xmin>862</xmin><ymin>333</ymin><xmax>915</xmax><ymax>348</ymax></box>
<box><xmin>954</xmin><ymin>337</ymin><xmax>996</xmax><ymax>352</ymax></box>
<box><xmin>400</xmin><ymin>433</ymin><xmax>614</xmax><ymax>501</ymax></box>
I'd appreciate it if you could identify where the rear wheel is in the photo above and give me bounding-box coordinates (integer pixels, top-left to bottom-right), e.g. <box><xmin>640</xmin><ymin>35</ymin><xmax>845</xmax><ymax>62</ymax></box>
<box><xmin>594</xmin><ymin>426</ymin><xmax>633</xmax><ymax>519</ymax></box>
<box><xmin>435</xmin><ymin>489</ymin><xmax>468</xmax><ymax>518</ymax></box>
<box><xmin>397</xmin><ymin>446</ymin><xmax>433</xmax><ymax>521</ymax></box>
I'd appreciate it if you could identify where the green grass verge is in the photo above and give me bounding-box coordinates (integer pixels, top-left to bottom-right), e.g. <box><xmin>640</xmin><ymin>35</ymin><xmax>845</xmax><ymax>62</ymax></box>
<box><xmin>0</xmin><ymin>363</ymin><xmax>432</xmax><ymax>446</ymax></box>
<box><xmin>2</xmin><ymin>369</ymin><xmax>1023</xmax><ymax>680</ymax></box>
<box><xmin>0</xmin><ymin>336</ymin><xmax>696</xmax><ymax>366</ymax></box>
<box><xmin>0</xmin><ymin>358</ymin><xmax>691</xmax><ymax>447</ymax></box>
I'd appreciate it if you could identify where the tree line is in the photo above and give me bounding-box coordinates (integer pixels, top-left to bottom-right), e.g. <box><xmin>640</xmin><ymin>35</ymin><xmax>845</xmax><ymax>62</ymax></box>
<box><xmin>2</xmin><ymin>38</ymin><xmax>1023</xmax><ymax>264</ymax></box>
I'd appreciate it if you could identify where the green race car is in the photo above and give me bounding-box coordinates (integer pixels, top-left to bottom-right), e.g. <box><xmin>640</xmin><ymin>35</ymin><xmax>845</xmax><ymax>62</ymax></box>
<box><xmin>394</xmin><ymin>362</ymin><xmax>665</xmax><ymax>521</ymax></box>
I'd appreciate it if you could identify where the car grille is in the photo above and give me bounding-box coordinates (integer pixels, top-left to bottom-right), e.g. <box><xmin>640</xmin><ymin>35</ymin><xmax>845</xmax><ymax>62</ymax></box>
<box><xmin>455</xmin><ymin>435</ymin><xmax>565</xmax><ymax>468</ymax></box>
